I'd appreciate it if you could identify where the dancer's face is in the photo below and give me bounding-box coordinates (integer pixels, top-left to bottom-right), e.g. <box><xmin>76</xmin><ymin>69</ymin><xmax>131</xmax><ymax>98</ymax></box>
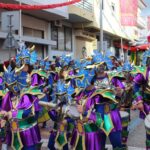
<box><xmin>123</xmin><ymin>71</ymin><xmax>130</xmax><ymax>79</ymax></box>
<box><xmin>97</xmin><ymin>64</ymin><xmax>105</xmax><ymax>73</ymax></box>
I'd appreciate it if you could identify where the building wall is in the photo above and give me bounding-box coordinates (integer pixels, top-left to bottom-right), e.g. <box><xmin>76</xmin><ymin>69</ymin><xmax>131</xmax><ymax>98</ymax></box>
<box><xmin>49</xmin><ymin>21</ymin><xmax>74</xmax><ymax>59</ymax></box>
<box><xmin>15</xmin><ymin>0</ymin><xmax>68</xmax><ymax>19</ymax></box>
<box><xmin>0</xmin><ymin>0</ymin><xmax>69</xmax><ymax>61</ymax></box>
<box><xmin>75</xmin><ymin>37</ymin><xmax>97</xmax><ymax>59</ymax></box>
<box><xmin>0</xmin><ymin>40</ymin><xmax>16</xmax><ymax>62</ymax></box>
<box><xmin>22</xmin><ymin>15</ymin><xmax>49</xmax><ymax>39</ymax></box>
<box><xmin>0</xmin><ymin>12</ymin><xmax>56</xmax><ymax>60</ymax></box>
<box><xmin>91</xmin><ymin>0</ymin><xmax>130</xmax><ymax>40</ymax></box>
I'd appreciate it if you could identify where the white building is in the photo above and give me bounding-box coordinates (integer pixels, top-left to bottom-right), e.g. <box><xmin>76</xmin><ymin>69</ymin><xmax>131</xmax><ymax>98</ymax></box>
<box><xmin>0</xmin><ymin>0</ymin><xmax>70</xmax><ymax>62</ymax></box>
<box><xmin>0</xmin><ymin>0</ymin><xmax>147</xmax><ymax>62</ymax></box>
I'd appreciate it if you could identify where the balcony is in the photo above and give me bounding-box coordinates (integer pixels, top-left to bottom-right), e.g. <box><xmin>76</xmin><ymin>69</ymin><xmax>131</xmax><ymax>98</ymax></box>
<box><xmin>137</xmin><ymin>17</ymin><xmax>146</xmax><ymax>29</ymax></box>
<box><xmin>74</xmin><ymin>0</ymin><xmax>93</xmax><ymax>13</ymax></box>
<box><xmin>68</xmin><ymin>0</ymin><xmax>93</xmax><ymax>23</ymax></box>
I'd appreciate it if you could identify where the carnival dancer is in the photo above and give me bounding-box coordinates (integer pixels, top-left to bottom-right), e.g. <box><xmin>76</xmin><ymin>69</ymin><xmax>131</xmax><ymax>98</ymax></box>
<box><xmin>47</xmin><ymin>61</ymin><xmax>59</xmax><ymax>104</ymax></box>
<box><xmin>0</xmin><ymin>71</ymin><xmax>10</xmax><ymax>149</ymax></box>
<box><xmin>70</xmin><ymin>64</ymin><xmax>105</xmax><ymax>150</ymax></box>
<box><xmin>0</xmin><ymin>62</ymin><xmax>44</xmax><ymax>150</ymax></box>
<box><xmin>0</xmin><ymin>73</ymin><xmax>4</xmax><ymax>106</ymax></box>
<box><xmin>28</xmin><ymin>59</ymin><xmax>51</xmax><ymax>127</ymax></box>
<box><xmin>131</xmin><ymin>50</ymin><xmax>150</xmax><ymax>150</ymax></box>
<box><xmin>110</xmin><ymin>61</ymin><xmax>134</xmax><ymax>149</ymax></box>
<box><xmin>119</xmin><ymin>61</ymin><xmax>134</xmax><ymax>115</ymax></box>
<box><xmin>47</xmin><ymin>79</ymin><xmax>74</xmax><ymax>150</ymax></box>
<box><xmin>16</xmin><ymin>46</ymin><xmax>37</xmax><ymax>90</ymax></box>
<box><xmin>79</xmin><ymin>50</ymin><xmax>124</xmax><ymax>150</ymax></box>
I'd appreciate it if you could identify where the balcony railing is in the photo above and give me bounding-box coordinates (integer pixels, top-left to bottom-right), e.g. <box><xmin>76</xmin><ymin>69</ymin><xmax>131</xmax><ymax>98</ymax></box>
<box><xmin>74</xmin><ymin>0</ymin><xmax>93</xmax><ymax>13</ymax></box>
<box><xmin>137</xmin><ymin>17</ymin><xmax>146</xmax><ymax>28</ymax></box>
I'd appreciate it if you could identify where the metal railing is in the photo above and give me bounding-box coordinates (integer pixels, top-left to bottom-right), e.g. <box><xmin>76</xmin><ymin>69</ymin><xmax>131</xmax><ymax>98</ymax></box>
<box><xmin>137</xmin><ymin>17</ymin><xmax>146</xmax><ymax>28</ymax></box>
<box><xmin>74</xmin><ymin>0</ymin><xmax>93</xmax><ymax>13</ymax></box>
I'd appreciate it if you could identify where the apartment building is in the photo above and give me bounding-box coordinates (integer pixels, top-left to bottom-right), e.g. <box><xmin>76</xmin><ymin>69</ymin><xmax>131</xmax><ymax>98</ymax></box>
<box><xmin>68</xmin><ymin>0</ymin><xmax>147</xmax><ymax>59</ymax></box>
<box><xmin>0</xmin><ymin>0</ymin><xmax>147</xmax><ymax>61</ymax></box>
<box><xmin>0</xmin><ymin>0</ymin><xmax>70</xmax><ymax>62</ymax></box>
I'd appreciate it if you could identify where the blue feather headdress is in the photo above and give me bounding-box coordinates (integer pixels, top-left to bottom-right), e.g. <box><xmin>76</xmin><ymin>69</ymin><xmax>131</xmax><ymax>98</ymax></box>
<box><xmin>122</xmin><ymin>60</ymin><xmax>133</xmax><ymax>72</ymax></box>
<box><xmin>16</xmin><ymin>47</ymin><xmax>38</xmax><ymax>66</ymax></box>
<box><xmin>3</xmin><ymin>65</ymin><xmax>19</xmax><ymax>93</ymax></box>
<box><xmin>142</xmin><ymin>49</ymin><xmax>150</xmax><ymax>66</ymax></box>
<box><xmin>56</xmin><ymin>80</ymin><xmax>67</xmax><ymax>95</ymax></box>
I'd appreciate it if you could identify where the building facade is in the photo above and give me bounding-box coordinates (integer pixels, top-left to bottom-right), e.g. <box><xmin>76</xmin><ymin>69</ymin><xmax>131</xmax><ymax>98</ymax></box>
<box><xmin>0</xmin><ymin>0</ymin><xmax>69</xmax><ymax>61</ymax></box>
<box><xmin>0</xmin><ymin>0</ymin><xmax>147</xmax><ymax>62</ymax></box>
<box><xmin>68</xmin><ymin>0</ymin><xmax>147</xmax><ymax>60</ymax></box>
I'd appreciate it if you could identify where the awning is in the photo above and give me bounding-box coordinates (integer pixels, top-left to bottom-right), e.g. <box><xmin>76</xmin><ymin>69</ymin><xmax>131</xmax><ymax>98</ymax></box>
<box><xmin>114</xmin><ymin>42</ymin><xmax>150</xmax><ymax>51</ymax></box>
<box><xmin>114</xmin><ymin>43</ymin><xmax>129</xmax><ymax>50</ymax></box>
<box><xmin>130</xmin><ymin>43</ymin><xmax>150</xmax><ymax>52</ymax></box>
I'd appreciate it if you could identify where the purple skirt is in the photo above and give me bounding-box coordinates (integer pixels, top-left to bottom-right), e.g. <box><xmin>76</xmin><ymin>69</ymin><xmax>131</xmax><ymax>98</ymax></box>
<box><xmin>71</xmin><ymin>129</ymin><xmax>102</xmax><ymax>150</ymax></box>
<box><xmin>6</xmin><ymin>124</ymin><xmax>41</xmax><ymax>147</ymax></box>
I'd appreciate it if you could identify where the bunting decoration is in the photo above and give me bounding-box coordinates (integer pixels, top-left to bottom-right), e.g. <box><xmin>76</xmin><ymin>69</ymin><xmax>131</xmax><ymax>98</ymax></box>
<box><xmin>0</xmin><ymin>0</ymin><xmax>80</xmax><ymax>10</ymax></box>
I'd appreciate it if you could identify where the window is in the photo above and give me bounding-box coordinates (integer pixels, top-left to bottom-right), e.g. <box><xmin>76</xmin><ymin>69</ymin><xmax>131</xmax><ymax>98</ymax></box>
<box><xmin>111</xmin><ymin>2</ymin><xmax>115</xmax><ymax>12</ymax></box>
<box><xmin>51</xmin><ymin>23</ymin><xmax>72</xmax><ymax>51</ymax></box>
<box><xmin>23</xmin><ymin>27</ymin><xmax>33</xmax><ymax>36</ymax></box>
<box><xmin>51</xmin><ymin>25</ymin><xmax>58</xmax><ymax>50</ymax></box>
<box><xmin>65</xmin><ymin>27</ymin><xmax>72</xmax><ymax>51</ymax></box>
<box><xmin>23</xmin><ymin>27</ymin><xmax>44</xmax><ymax>39</ymax></box>
<box><xmin>58</xmin><ymin>27</ymin><xmax>65</xmax><ymax>51</ymax></box>
<box><xmin>115</xmin><ymin>48</ymin><xmax>120</xmax><ymax>58</ymax></box>
<box><xmin>33</xmin><ymin>29</ymin><xmax>44</xmax><ymax>38</ymax></box>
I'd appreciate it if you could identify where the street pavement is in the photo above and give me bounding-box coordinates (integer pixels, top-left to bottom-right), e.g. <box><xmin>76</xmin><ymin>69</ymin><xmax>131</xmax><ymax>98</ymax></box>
<box><xmin>40</xmin><ymin>110</ymin><xmax>146</xmax><ymax>150</ymax></box>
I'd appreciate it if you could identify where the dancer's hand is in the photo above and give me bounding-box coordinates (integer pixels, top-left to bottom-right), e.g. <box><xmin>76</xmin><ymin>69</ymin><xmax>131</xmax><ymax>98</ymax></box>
<box><xmin>77</xmin><ymin>105</ymin><xmax>84</xmax><ymax>114</ymax></box>
<box><xmin>0</xmin><ymin>119</ymin><xmax>6</xmax><ymax>128</ymax></box>
<box><xmin>62</xmin><ymin>119</ymin><xmax>67</xmax><ymax>126</ymax></box>
<box><xmin>137</xmin><ymin>102</ymin><xmax>144</xmax><ymax>112</ymax></box>
<box><xmin>131</xmin><ymin>105</ymin><xmax>137</xmax><ymax>110</ymax></box>
<box><xmin>0</xmin><ymin>111</ymin><xmax>7</xmax><ymax>117</ymax></box>
<box><xmin>7</xmin><ymin>111</ymin><xmax>12</xmax><ymax>119</ymax></box>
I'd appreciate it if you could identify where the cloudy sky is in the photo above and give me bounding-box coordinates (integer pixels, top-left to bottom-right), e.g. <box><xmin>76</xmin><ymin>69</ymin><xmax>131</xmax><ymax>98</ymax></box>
<box><xmin>142</xmin><ymin>0</ymin><xmax>150</xmax><ymax>16</ymax></box>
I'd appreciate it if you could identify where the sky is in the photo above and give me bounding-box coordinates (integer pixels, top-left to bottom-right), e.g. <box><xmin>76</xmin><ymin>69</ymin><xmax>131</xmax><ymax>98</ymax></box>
<box><xmin>142</xmin><ymin>0</ymin><xmax>150</xmax><ymax>16</ymax></box>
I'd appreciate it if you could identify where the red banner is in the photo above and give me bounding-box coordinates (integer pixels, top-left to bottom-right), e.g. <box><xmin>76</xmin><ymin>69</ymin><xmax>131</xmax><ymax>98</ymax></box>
<box><xmin>120</xmin><ymin>0</ymin><xmax>138</xmax><ymax>26</ymax></box>
<box><xmin>147</xmin><ymin>16</ymin><xmax>150</xmax><ymax>31</ymax></box>
<box><xmin>0</xmin><ymin>0</ymin><xmax>80</xmax><ymax>10</ymax></box>
<box><xmin>148</xmin><ymin>35</ymin><xmax>150</xmax><ymax>43</ymax></box>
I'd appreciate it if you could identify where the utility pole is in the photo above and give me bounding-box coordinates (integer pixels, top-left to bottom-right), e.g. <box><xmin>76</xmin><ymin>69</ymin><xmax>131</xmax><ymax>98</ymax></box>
<box><xmin>19</xmin><ymin>0</ymin><xmax>22</xmax><ymax>43</ymax></box>
<box><xmin>2</xmin><ymin>11</ymin><xmax>19</xmax><ymax>62</ymax></box>
<box><xmin>100</xmin><ymin>0</ymin><xmax>104</xmax><ymax>54</ymax></box>
<box><xmin>121</xmin><ymin>37</ymin><xmax>124</xmax><ymax>62</ymax></box>
<box><xmin>7</xmin><ymin>14</ymin><xmax>14</xmax><ymax>64</ymax></box>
